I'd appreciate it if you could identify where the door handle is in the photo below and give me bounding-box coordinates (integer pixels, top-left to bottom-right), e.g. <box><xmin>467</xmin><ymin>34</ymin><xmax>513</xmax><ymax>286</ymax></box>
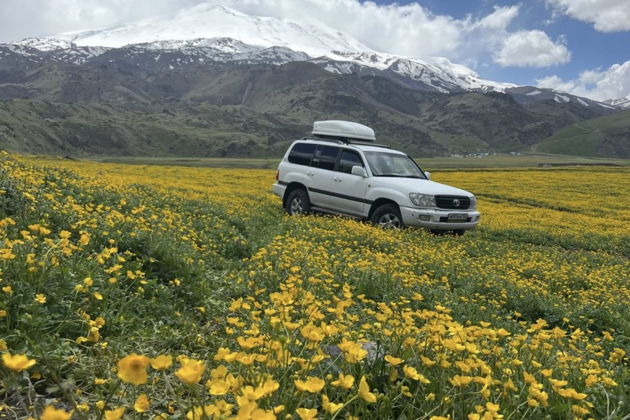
<box><xmin>307</xmin><ymin>171</ymin><xmax>314</xmax><ymax>176</ymax></box>
<box><xmin>334</xmin><ymin>178</ymin><xmax>342</xmax><ymax>182</ymax></box>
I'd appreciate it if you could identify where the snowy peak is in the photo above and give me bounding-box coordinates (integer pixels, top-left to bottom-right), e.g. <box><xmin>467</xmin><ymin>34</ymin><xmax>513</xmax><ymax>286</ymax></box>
<box><xmin>16</xmin><ymin>37</ymin><xmax>75</xmax><ymax>51</ymax></box>
<box><xmin>605</xmin><ymin>97</ymin><xmax>630</xmax><ymax>109</ymax></box>
<box><xmin>10</xmin><ymin>3</ymin><xmax>509</xmax><ymax>94</ymax></box>
<box><xmin>23</xmin><ymin>4</ymin><xmax>370</xmax><ymax>58</ymax></box>
<box><xmin>506</xmin><ymin>86</ymin><xmax>615</xmax><ymax>109</ymax></box>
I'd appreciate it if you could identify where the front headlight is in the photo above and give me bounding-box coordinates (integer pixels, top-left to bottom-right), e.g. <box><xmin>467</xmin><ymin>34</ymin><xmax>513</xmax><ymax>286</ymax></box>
<box><xmin>409</xmin><ymin>193</ymin><xmax>436</xmax><ymax>208</ymax></box>
<box><xmin>470</xmin><ymin>195</ymin><xmax>477</xmax><ymax>209</ymax></box>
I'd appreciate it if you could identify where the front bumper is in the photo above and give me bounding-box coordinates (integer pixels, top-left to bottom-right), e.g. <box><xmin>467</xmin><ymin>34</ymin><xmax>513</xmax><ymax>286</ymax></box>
<box><xmin>400</xmin><ymin>206</ymin><xmax>480</xmax><ymax>230</ymax></box>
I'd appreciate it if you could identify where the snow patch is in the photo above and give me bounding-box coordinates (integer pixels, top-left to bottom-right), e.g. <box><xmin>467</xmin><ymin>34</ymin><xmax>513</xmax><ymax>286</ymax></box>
<box><xmin>576</xmin><ymin>97</ymin><xmax>589</xmax><ymax>107</ymax></box>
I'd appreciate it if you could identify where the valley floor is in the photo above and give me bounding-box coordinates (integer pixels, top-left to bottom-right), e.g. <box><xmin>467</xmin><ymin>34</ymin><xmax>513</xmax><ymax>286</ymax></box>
<box><xmin>0</xmin><ymin>153</ymin><xmax>628</xmax><ymax>419</ymax></box>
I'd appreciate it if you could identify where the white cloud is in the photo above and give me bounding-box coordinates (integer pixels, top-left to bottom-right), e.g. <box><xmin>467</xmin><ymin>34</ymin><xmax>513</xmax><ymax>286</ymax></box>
<box><xmin>494</xmin><ymin>30</ymin><xmax>571</xmax><ymax>67</ymax></box>
<box><xmin>547</xmin><ymin>0</ymin><xmax>630</xmax><ymax>32</ymax></box>
<box><xmin>0</xmin><ymin>0</ymin><xmax>568</xmax><ymax>69</ymax></box>
<box><xmin>536</xmin><ymin>60</ymin><xmax>630</xmax><ymax>100</ymax></box>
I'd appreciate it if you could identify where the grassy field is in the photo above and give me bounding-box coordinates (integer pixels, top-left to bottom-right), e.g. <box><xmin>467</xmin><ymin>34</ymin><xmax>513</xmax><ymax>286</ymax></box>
<box><xmin>1</xmin><ymin>153</ymin><xmax>628</xmax><ymax>419</ymax></box>
<box><xmin>94</xmin><ymin>153</ymin><xmax>630</xmax><ymax>170</ymax></box>
<box><xmin>531</xmin><ymin>109</ymin><xmax>630</xmax><ymax>158</ymax></box>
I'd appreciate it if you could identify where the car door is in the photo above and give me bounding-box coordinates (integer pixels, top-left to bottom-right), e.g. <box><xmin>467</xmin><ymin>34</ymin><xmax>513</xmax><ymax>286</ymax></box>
<box><xmin>327</xmin><ymin>149</ymin><xmax>369</xmax><ymax>216</ymax></box>
<box><xmin>308</xmin><ymin>145</ymin><xmax>340</xmax><ymax>208</ymax></box>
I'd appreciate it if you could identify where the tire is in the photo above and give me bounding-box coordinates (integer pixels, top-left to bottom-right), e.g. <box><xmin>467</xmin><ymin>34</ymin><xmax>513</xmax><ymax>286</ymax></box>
<box><xmin>452</xmin><ymin>229</ymin><xmax>465</xmax><ymax>236</ymax></box>
<box><xmin>430</xmin><ymin>229</ymin><xmax>446</xmax><ymax>236</ymax></box>
<box><xmin>371</xmin><ymin>204</ymin><xmax>403</xmax><ymax>229</ymax></box>
<box><xmin>285</xmin><ymin>189</ymin><xmax>310</xmax><ymax>215</ymax></box>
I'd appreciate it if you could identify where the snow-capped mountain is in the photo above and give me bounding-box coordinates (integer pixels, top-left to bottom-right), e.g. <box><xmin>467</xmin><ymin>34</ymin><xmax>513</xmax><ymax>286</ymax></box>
<box><xmin>9</xmin><ymin>4</ymin><xmax>514</xmax><ymax>94</ymax></box>
<box><xmin>605</xmin><ymin>97</ymin><xmax>630</xmax><ymax>109</ymax></box>
<box><xmin>21</xmin><ymin>4</ymin><xmax>368</xmax><ymax>58</ymax></box>
<box><xmin>1</xmin><ymin>3</ymin><xmax>619</xmax><ymax>109</ymax></box>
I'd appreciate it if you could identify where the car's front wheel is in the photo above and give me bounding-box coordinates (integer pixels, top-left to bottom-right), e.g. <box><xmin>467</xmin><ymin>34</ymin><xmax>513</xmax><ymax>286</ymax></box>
<box><xmin>371</xmin><ymin>204</ymin><xmax>403</xmax><ymax>229</ymax></box>
<box><xmin>285</xmin><ymin>189</ymin><xmax>310</xmax><ymax>215</ymax></box>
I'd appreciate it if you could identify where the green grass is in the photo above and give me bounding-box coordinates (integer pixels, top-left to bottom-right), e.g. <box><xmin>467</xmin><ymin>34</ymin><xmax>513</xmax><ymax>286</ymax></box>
<box><xmin>533</xmin><ymin>108</ymin><xmax>630</xmax><ymax>157</ymax></box>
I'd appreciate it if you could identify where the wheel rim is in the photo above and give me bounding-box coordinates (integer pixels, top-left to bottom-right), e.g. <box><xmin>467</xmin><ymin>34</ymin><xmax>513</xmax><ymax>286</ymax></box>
<box><xmin>290</xmin><ymin>197</ymin><xmax>304</xmax><ymax>214</ymax></box>
<box><xmin>378</xmin><ymin>213</ymin><xmax>401</xmax><ymax>228</ymax></box>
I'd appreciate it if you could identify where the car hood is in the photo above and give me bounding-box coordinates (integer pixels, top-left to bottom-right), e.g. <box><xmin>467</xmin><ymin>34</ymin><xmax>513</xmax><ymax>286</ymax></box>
<box><xmin>372</xmin><ymin>178</ymin><xmax>473</xmax><ymax>197</ymax></box>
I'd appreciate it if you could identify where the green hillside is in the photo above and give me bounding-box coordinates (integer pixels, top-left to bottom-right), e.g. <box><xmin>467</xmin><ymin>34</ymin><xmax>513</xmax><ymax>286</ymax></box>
<box><xmin>532</xmin><ymin>109</ymin><xmax>630</xmax><ymax>158</ymax></box>
<box><xmin>0</xmin><ymin>57</ymin><xmax>621</xmax><ymax>158</ymax></box>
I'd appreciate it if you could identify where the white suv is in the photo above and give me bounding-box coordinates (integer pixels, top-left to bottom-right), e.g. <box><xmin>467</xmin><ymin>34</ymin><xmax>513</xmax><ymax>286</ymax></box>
<box><xmin>272</xmin><ymin>121</ymin><xmax>480</xmax><ymax>234</ymax></box>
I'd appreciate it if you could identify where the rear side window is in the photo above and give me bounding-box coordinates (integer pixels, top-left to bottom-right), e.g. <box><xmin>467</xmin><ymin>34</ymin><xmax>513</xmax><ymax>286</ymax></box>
<box><xmin>312</xmin><ymin>145</ymin><xmax>339</xmax><ymax>171</ymax></box>
<box><xmin>338</xmin><ymin>150</ymin><xmax>364</xmax><ymax>174</ymax></box>
<box><xmin>288</xmin><ymin>143</ymin><xmax>316</xmax><ymax>166</ymax></box>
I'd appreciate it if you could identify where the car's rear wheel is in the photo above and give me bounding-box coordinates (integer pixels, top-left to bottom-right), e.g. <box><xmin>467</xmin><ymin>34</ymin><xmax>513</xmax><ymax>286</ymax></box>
<box><xmin>371</xmin><ymin>204</ymin><xmax>403</xmax><ymax>229</ymax></box>
<box><xmin>285</xmin><ymin>189</ymin><xmax>310</xmax><ymax>215</ymax></box>
<box><xmin>452</xmin><ymin>229</ymin><xmax>465</xmax><ymax>236</ymax></box>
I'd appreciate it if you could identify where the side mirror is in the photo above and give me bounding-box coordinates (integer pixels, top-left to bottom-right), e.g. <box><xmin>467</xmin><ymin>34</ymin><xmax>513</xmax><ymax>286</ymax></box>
<box><xmin>424</xmin><ymin>171</ymin><xmax>431</xmax><ymax>180</ymax></box>
<box><xmin>351</xmin><ymin>166</ymin><xmax>367</xmax><ymax>178</ymax></box>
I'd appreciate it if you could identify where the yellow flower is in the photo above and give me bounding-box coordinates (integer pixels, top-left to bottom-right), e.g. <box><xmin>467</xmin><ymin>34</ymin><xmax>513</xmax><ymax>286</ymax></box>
<box><xmin>257</xmin><ymin>378</ymin><xmax>280</xmax><ymax>397</ymax></box>
<box><xmin>384</xmin><ymin>355</ymin><xmax>404</xmax><ymax>366</ymax></box>
<box><xmin>2</xmin><ymin>353</ymin><xmax>36</xmax><ymax>372</ymax></box>
<box><xmin>207</xmin><ymin>379</ymin><xmax>231</xmax><ymax>395</ymax></box>
<box><xmin>403</xmin><ymin>366</ymin><xmax>431</xmax><ymax>384</ymax></box>
<box><xmin>116</xmin><ymin>354</ymin><xmax>150</xmax><ymax>385</ymax></box>
<box><xmin>176</xmin><ymin>358</ymin><xmax>205</xmax><ymax>384</ymax></box>
<box><xmin>134</xmin><ymin>394</ymin><xmax>150</xmax><ymax>413</ymax></box>
<box><xmin>449</xmin><ymin>375</ymin><xmax>474</xmax><ymax>387</ymax></box>
<box><xmin>294</xmin><ymin>376</ymin><xmax>325</xmax><ymax>393</ymax></box>
<box><xmin>0</xmin><ymin>309</ymin><xmax>6</xmax><ymax>317</ymax></box>
<box><xmin>104</xmin><ymin>407</ymin><xmax>125</xmax><ymax>420</ymax></box>
<box><xmin>556</xmin><ymin>388</ymin><xmax>587</xmax><ymax>400</ymax></box>
<box><xmin>34</xmin><ymin>294</ymin><xmax>47</xmax><ymax>304</ymax></box>
<box><xmin>251</xmin><ymin>409</ymin><xmax>276</xmax><ymax>420</ymax></box>
<box><xmin>296</xmin><ymin>408</ymin><xmax>318</xmax><ymax>420</ymax></box>
<box><xmin>358</xmin><ymin>376</ymin><xmax>377</xmax><ymax>403</ymax></box>
<box><xmin>150</xmin><ymin>355</ymin><xmax>173</xmax><ymax>370</ymax></box>
<box><xmin>322</xmin><ymin>395</ymin><xmax>343</xmax><ymax>414</ymax></box>
<box><xmin>2</xmin><ymin>286</ymin><xmax>12</xmax><ymax>295</ymax></box>
<box><xmin>93</xmin><ymin>292</ymin><xmax>103</xmax><ymax>300</ymax></box>
<box><xmin>331</xmin><ymin>373</ymin><xmax>354</xmax><ymax>389</ymax></box>
<box><xmin>40</xmin><ymin>406</ymin><xmax>72</xmax><ymax>420</ymax></box>
<box><xmin>76</xmin><ymin>403</ymin><xmax>89</xmax><ymax>412</ymax></box>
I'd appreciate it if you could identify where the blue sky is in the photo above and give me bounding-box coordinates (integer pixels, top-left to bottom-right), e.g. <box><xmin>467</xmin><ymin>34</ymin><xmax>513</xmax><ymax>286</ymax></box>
<box><xmin>387</xmin><ymin>0</ymin><xmax>630</xmax><ymax>87</ymax></box>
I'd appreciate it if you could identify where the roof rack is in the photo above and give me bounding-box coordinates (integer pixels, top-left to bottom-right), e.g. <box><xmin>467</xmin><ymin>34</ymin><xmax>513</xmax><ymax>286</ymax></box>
<box><xmin>301</xmin><ymin>136</ymin><xmax>392</xmax><ymax>149</ymax></box>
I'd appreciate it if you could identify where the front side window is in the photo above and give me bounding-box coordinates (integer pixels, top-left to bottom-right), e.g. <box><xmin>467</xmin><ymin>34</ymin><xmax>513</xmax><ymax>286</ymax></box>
<box><xmin>312</xmin><ymin>145</ymin><xmax>339</xmax><ymax>171</ymax></box>
<box><xmin>288</xmin><ymin>143</ymin><xmax>316</xmax><ymax>166</ymax></box>
<box><xmin>338</xmin><ymin>150</ymin><xmax>364</xmax><ymax>174</ymax></box>
<box><xmin>364</xmin><ymin>151</ymin><xmax>426</xmax><ymax>178</ymax></box>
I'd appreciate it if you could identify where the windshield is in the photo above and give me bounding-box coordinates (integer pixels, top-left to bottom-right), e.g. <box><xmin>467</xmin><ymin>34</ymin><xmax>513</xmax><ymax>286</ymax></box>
<box><xmin>364</xmin><ymin>151</ymin><xmax>426</xmax><ymax>178</ymax></box>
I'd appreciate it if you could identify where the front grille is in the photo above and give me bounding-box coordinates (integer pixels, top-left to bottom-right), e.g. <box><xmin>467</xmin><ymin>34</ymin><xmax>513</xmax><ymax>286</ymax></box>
<box><xmin>436</xmin><ymin>195</ymin><xmax>470</xmax><ymax>209</ymax></box>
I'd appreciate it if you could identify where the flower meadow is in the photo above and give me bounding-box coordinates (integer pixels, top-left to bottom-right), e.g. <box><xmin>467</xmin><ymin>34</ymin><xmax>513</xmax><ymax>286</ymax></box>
<box><xmin>0</xmin><ymin>153</ymin><xmax>628</xmax><ymax>420</ymax></box>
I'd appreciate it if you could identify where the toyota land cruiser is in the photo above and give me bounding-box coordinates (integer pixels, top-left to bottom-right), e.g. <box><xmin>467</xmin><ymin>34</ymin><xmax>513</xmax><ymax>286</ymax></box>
<box><xmin>272</xmin><ymin>121</ymin><xmax>480</xmax><ymax>234</ymax></box>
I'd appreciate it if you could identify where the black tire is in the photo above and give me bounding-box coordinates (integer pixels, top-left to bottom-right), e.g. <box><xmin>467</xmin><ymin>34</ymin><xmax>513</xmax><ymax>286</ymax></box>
<box><xmin>285</xmin><ymin>189</ymin><xmax>310</xmax><ymax>215</ymax></box>
<box><xmin>371</xmin><ymin>204</ymin><xmax>404</xmax><ymax>229</ymax></box>
<box><xmin>430</xmin><ymin>229</ymin><xmax>446</xmax><ymax>236</ymax></box>
<box><xmin>452</xmin><ymin>229</ymin><xmax>465</xmax><ymax>236</ymax></box>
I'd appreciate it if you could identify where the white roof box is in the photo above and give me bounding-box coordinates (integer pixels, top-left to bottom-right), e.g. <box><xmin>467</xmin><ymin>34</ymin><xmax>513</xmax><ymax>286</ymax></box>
<box><xmin>312</xmin><ymin>120</ymin><xmax>376</xmax><ymax>142</ymax></box>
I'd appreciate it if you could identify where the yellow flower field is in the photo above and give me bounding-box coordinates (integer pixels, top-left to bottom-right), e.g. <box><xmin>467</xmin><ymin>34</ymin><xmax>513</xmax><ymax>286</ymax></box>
<box><xmin>0</xmin><ymin>153</ymin><xmax>628</xmax><ymax>419</ymax></box>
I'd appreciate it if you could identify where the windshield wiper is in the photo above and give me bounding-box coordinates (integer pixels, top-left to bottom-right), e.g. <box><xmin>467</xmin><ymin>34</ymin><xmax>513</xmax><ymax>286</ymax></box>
<box><xmin>376</xmin><ymin>174</ymin><xmax>422</xmax><ymax>178</ymax></box>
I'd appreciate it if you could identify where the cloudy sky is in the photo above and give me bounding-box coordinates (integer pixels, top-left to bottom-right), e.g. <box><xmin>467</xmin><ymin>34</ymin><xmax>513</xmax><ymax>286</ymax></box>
<box><xmin>0</xmin><ymin>0</ymin><xmax>629</xmax><ymax>100</ymax></box>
